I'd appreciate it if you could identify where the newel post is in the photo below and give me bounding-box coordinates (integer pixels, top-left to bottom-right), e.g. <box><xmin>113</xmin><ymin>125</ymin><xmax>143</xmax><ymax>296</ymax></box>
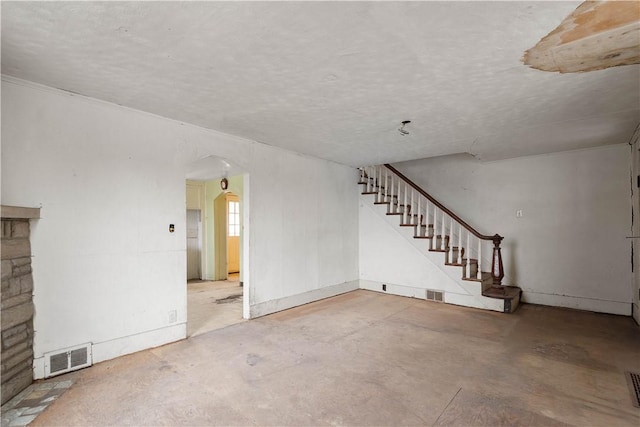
<box><xmin>491</xmin><ymin>234</ymin><xmax>504</xmax><ymax>286</ymax></box>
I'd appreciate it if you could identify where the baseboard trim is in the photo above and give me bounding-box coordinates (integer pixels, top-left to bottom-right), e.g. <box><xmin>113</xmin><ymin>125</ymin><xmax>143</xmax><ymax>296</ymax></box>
<box><xmin>249</xmin><ymin>280</ymin><xmax>359</xmax><ymax>318</ymax></box>
<box><xmin>359</xmin><ymin>279</ymin><xmax>504</xmax><ymax>312</ymax></box>
<box><xmin>359</xmin><ymin>279</ymin><xmax>427</xmax><ymax>299</ymax></box>
<box><xmin>521</xmin><ymin>291</ymin><xmax>631</xmax><ymax>316</ymax></box>
<box><xmin>32</xmin><ymin>323</ymin><xmax>186</xmax><ymax>380</ymax></box>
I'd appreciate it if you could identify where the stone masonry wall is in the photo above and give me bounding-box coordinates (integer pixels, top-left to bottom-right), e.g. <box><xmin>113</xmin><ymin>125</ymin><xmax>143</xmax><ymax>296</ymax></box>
<box><xmin>1</xmin><ymin>219</ymin><xmax>34</xmax><ymax>405</ymax></box>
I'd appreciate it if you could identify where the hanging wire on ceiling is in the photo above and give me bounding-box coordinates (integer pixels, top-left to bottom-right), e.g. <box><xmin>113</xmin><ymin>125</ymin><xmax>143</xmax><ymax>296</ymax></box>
<box><xmin>398</xmin><ymin>120</ymin><xmax>411</xmax><ymax>136</ymax></box>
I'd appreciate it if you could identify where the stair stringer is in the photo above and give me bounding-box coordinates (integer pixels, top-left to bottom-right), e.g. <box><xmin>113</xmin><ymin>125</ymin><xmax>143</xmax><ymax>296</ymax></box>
<box><xmin>359</xmin><ymin>194</ymin><xmax>505</xmax><ymax>312</ymax></box>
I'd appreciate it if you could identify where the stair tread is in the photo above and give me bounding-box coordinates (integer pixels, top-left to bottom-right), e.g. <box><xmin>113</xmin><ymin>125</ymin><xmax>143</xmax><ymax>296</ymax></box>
<box><xmin>482</xmin><ymin>286</ymin><xmax>521</xmax><ymax>300</ymax></box>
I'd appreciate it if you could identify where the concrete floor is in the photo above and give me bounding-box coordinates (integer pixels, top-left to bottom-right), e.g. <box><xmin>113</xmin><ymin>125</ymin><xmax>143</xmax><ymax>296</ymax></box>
<box><xmin>30</xmin><ymin>290</ymin><xmax>640</xmax><ymax>426</ymax></box>
<box><xmin>187</xmin><ymin>275</ymin><xmax>244</xmax><ymax>337</ymax></box>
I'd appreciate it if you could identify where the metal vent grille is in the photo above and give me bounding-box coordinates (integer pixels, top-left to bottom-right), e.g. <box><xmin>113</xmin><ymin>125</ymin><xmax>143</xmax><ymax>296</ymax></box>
<box><xmin>426</xmin><ymin>289</ymin><xmax>444</xmax><ymax>302</ymax></box>
<box><xmin>44</xmin><ymin>343</ymin><xmax>92</xmax><ymax>378</ymax></box>
<box><xmin>70</xmin><ymin>347</ymin><xmax>88</xmax><ymax>368</ymax></box>
<box><xmin>625</xmin><ymin>371</ymin><xmax>640</xmax><ymax>408</ymax></box>
<box><xmin>49</xmin><ymin>353</ymin><xmax>69</xmax><ymax>374</ymax></box>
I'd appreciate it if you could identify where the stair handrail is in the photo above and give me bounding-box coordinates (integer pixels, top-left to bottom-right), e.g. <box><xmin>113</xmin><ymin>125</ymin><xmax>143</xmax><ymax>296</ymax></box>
<box><xmin>383</xmin><ymin>164</ymin><xmax>504</xmax><ymax>286</ymax></box>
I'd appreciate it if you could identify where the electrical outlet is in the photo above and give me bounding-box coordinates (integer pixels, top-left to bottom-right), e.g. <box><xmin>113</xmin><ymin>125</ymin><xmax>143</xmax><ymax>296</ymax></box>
<box><xmin>516</xmin><ymin>209</ymin><xmax>523</xmax><ymax>218</ymax></box>
<box><xmin>168</xmin><ymin>310</ymin><xmax>177</xmax><ymax>323</ymax></box>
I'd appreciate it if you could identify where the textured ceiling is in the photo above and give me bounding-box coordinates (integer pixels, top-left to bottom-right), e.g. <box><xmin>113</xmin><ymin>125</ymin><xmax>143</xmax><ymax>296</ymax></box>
<box><xmin>2</xmin><ymin>1</ymin><xmax>639</xmax><ymax>166</ymax></box>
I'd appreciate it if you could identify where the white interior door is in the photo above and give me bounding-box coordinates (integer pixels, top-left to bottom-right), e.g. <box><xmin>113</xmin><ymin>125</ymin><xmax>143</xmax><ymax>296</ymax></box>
<box><xmin>186</xmin><ymin>209</ymin><xmax>201</xmax><ymax>280</ymax></box>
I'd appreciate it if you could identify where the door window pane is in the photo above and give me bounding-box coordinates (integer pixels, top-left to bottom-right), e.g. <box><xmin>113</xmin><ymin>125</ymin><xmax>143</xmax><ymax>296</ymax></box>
<box><xmin>228</xmin><ymin>201</ymin><xmax>240</xmax><ymax>236</ymax></box>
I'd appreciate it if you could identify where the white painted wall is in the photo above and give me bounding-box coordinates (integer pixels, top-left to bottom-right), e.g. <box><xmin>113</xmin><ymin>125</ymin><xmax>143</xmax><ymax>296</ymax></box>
<box><xmin>380</xmin><ymin>145</ymin><xmax>632</xmax><ymax>315</ymax></box>
<box><xmin>1</xmin><ymin>77</ymin><xmax>359</xmax><ymax>378</ymax></box>
<box><xmin>630</xmin><ymin>128</ymin><xmax>640</xmax><ymax>325</ymax></box>
<box><xmin>248</xmin><ymin>147</ymin><xmax>360</xmax><ymax>314</ymax></box>
<box><xmin>359</xmin><ymin>201</ymin><xmax>460</xmax><ymax>295</ymax></box>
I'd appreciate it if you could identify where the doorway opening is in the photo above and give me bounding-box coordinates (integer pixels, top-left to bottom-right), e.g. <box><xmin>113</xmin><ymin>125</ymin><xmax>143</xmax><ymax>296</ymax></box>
<box><xmin>185</xmin><ymin>174</ymin><xmax>247</xmax><ymax>337</ymax></box>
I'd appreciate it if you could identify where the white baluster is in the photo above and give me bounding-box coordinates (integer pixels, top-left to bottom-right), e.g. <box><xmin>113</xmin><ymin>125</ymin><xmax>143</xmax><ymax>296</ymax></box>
<box><xmin>377</xmin><ymin>167</ymin><xmax>383</xmax><ymax>202</ymax></box>
<box><xmin>364</xmin><ymin>167</ymin><xmax>368</xmax><ymax>191</ymax></box>
<box><xmin>425</xmin><ymin>201</ymin><xmax>430</xmax><ymax>239</ymax></box>
<box><xmin>466</xmin><ymin>232</ymin><xmax>471</xmax><ymax>278</ymax></box>
<box><xmin>389</xmin><ymin>175</ymin><xmax>394</xmax><ymax>210</ymax></box>
<box><xmin>457</xmin><ymin>223</ymin><xmax>463</xmax><ymax>264</ymax></box>
<box><xmin>449</xmin><ymin>217</ymin><xmax>454</xmax><ymax>262</ymax></box>
<box><xmin>477</xmin><ymin>238</ymin><xmax>482</xmax><ymax>280</ymax></box>
<box><xmin>403</xmin><ymin>183</ymin><xmax>408</xmax><ymax>224</ymax></box>
<box><xmin>417</xmin><ymin>195</ymin><xmax>422</xmax><ymax>234</ymax></box>
<box><xmin>373</xmin><ymin>165</ymin><xmax>377</xmax><ymax>187</ymax></box>
<box><xmin>439</xmin><ymin>209</ymin><xmax>443</xmax><ymax>250</ymax></box>
<box><xmin>384</xmin><ymin>170</ymin><xmax>388</xmax><ymax>203</ymax></box>
<box><xmin>410</xmin><ymin>189</ymin><xmax>415</xmax><ymax>225</ymax></box>
<box><xmin>424</xmin><ymin>199</ymin><xmax>429</xmax><ymax>238</ymax></box>
<box><xmin>433</xmin><ymin>207</ymin><xmax>438</xmax><ymax>250</ymax></box>
<box><xmin>397</xmin><ymin>176</ymin><xmax>401</xmax><ymax>213</ymax></box>
<box><xmin>366</xmin><ymin>166</ymin><xmax>371</xmax><ymax>192</ymax></box>
<box><xmin>441</xmin><ymin>213</ymin><xmax>446</xmax><ymax>250</ymax></box>
<box><xmin>427</xmin><ymin>200</ymin><xmax>432</xmax><ymax>239</ymax></box>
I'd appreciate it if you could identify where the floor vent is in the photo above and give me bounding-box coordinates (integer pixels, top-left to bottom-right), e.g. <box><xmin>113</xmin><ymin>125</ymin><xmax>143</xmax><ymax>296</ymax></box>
<box><xmin>426</xmin><ymin>289</ymin><xmax>444</xmax><ymax>302</ymax></box>
<box><xmin>44</xmin><ymin>343</ymin><xmax>92</xmax><ymax>378</ymax></box>
<box><xmin>625</xmin><ymin>371</ymin><xmax>640</xmax><ymax>408</ymax></box>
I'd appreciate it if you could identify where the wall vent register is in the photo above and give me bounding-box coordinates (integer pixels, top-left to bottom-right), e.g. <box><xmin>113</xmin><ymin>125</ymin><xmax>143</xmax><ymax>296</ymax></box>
<box><xmin>426</xmin><ymin>289</ymin><xmax>444</xmax><ymax>302</ymax></box>
<box><xmin>44</xmin><ymin>343</ymin><xmax>92</xmax><ymax>378</ymax></box>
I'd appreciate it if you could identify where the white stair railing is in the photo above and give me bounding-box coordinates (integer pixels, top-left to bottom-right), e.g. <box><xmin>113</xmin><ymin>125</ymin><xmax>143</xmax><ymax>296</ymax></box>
<box><xmin>359</xmin><ymin>164</ymin><xmax>505</xmax><ymax>285</ymax></box>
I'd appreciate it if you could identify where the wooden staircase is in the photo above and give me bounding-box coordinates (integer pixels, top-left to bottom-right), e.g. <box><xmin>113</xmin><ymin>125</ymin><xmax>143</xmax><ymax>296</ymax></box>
<box><xmin>359</xmin><ymin>164</ymin><xmax>522</xmax><ymax>313</ymax></box>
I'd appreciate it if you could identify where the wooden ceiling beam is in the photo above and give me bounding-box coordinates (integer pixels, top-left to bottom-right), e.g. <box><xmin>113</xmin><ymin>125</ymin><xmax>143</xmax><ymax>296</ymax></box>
<box><xmin>523</xmin><ymin>1</ymin><xmax>640</xmax><ymax>73</ymax></box>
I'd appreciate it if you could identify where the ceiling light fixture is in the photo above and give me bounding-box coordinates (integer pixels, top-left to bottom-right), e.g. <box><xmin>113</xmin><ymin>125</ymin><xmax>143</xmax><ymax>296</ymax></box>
<box><xmin>398</xmin><ymin>120</ymin><xmax>411</xmax><ymax>136</ymax></box>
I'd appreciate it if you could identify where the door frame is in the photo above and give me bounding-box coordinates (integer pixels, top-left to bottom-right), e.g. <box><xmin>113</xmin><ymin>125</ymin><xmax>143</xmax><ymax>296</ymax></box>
<box><xmin>186</xmin><ymin>209</ymin><xmax>203</xmax><ymax>280</ymax></box>
<box><xmin>213</xmin><ymin>192</ymin><xmax>229</xmax><ymax>281</ymax></box>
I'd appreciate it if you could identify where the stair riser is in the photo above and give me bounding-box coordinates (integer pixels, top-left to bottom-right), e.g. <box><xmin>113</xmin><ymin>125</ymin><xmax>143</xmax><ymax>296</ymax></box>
<box><xmin>461</xmin><ymin>259</ymin><xmax>478</xmax><ymax>278</ymax></box>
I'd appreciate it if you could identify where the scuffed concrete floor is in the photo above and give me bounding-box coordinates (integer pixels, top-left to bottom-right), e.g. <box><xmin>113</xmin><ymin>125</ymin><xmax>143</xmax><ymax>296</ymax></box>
<box><xmin>30</xmin><ymin>290</ymin><xmax>640</xmax><ymax>426</ymax></box>
<box><xmin>1</xmin><ymin>380</ymin><xmax>73</xmax><ymax>427</ymax></box>
<box><xmin>187</xmin><ymin>275</ymin><xmax>244</xmax><ymax>337</ymax></box>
